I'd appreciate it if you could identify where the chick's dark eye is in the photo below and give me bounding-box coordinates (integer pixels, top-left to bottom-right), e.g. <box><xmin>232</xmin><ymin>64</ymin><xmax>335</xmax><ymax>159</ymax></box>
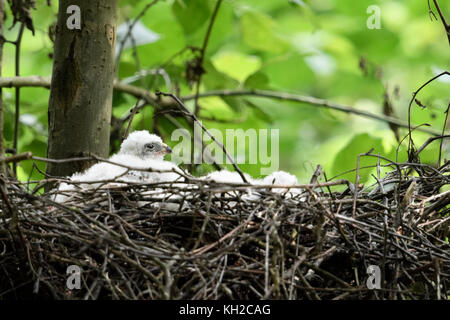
<box><xmin>145</xmin><ymin>143</ymin><xmax>155</xmax><ymax>150</ymax></box>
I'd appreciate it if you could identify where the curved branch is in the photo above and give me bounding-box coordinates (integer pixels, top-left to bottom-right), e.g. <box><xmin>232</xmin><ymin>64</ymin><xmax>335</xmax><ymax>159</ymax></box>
<box><xmin>407</xmin><ymin>71</ymin><xmax>450</xmax><ymax>154</ymax></box>
<box><xmin>432</xmin><ymin>0</ymin><xmax>450</xmax><ymax>45</ymax></box>
<box><xmin>184</xmin><ymin>89</ymin><xmax>443</xmax><ymax>136</ymax></box>
<box><xmin>0</xmin><ymin>76</ymin><xmax>444</xmax><ymax>136</ymax></box>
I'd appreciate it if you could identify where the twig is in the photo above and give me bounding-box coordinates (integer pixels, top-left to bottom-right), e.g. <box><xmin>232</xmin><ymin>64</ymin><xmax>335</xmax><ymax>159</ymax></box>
<box><xmin>193</xmin><ymin>0</ymin><xmax>223</xmax><ymax>116</ymax></box>
<box><xmin>432</xmin><ymin>0</ymin><xmax>450</xmax><ymax>45</ymax></box>
<box><xmin>438</xmin><ymin>104</ymin><xmax>450</xmax><ymax>166</ymax></box>
<box><xmin>123</xmin><ymin>99</ymin><xmax>143</xmax><ymax>140</ymax></box>
<box><xmin>407</xmin><ymin>71</ymin><xmax>450</xmax><ymax>157</ymax></box>
<box><xmin>0</xmin><ymin>152</ymin><xmax>32</xmax><ymax>164</ymax></box>
<box><xmin>353</xmin><ymin>149</ymin><xmax>374</xmax><ymax>217</ymax></box>
<box><xmin>156</xmin><ymin>91</ymin><xmax>249</xmax><ymax>183</ymax></box>
<box><xmin>115</xmin><ymin>0</ymin><xmax>160</xmax><ymax>71</ymax></box>
<box><xmin>416</xmin><ymin>134</ymin><xmax>450</xmax><ymax>156</ymax></box>
<box><xmin>12</xmin><ymin>23</ymin><xmax>25</xmax><ymax>175</ymax></box>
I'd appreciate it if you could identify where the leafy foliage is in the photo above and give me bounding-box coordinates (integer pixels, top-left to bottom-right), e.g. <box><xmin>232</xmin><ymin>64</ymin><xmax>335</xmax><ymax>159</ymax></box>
<box><xmin>2</xmin><ymin>0</ymin><xmax>449</xmax><ymax>184</ymax></box>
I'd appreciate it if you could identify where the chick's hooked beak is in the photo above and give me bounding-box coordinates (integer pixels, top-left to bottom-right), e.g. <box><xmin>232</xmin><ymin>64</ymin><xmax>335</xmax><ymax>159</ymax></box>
<box><xmin>163</xmin><ymin>143</ymin><xmax>172</xmax><ymax>154</ymax></box>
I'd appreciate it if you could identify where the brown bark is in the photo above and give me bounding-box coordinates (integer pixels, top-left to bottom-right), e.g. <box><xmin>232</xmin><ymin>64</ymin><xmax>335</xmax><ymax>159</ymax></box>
<box><xmin>47</xmin><ymin>0</ymin><xmax>118</xmax><ymax>177</ymax></box>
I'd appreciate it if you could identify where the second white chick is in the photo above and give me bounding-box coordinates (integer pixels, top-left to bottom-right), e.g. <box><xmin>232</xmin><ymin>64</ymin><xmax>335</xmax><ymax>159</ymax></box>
<box><xmin>203</xmin><ymin>169</ymin><xmax>259</xmax><ymax>205</ymax></box>
<box><xmin>261</xmin><ymin>171</ymin><xmax>303</xmax><ymax>198</ymax></box>
<box><xmin>206</xmin><ymin>170</ymin><xmax>253</xmax><ymax>184</ymax></box>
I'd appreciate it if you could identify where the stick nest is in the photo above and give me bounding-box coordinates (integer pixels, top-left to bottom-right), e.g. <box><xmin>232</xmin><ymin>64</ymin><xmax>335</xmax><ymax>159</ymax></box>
<box><xmin>0</xmin><ymin>163</ymin><xmax>449</xmax><ymax>300</ymax></box>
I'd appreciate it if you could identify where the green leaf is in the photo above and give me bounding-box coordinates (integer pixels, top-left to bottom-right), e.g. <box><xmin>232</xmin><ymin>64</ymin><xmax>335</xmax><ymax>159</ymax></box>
<box><xmin>240</xmin><ymin>11</ymin><xmax>290</xmax><ymax>53</ymax></box>
<box><xmin>244</xmin><ymin>71</ymin><xmax>270</xmax><ymax>89</ymax></box>
<box><xmin>117</xmin><ymin>61</ymin><xmax>137</xmax><ymax>79</ymax></box>
<box><xmin>416</xmin><ymin>140</ymin><xmax>440</xmax><ymax>166</ymax></box>
<box><xmin>211</xmin><ymin>51</ymin><xmax>261</xmax><ymax>82</ymax></box>
<box><xmin>331</xmin><ymin>133</ymin><xmax>385</xmax><ymax>183</ymax></box>
<box><xmin>244</xmin><ymin>99</ymin><xmax>273</xmax><ymax>124</ymax></box>
<box><xmin>18</xmin><ymin>139</ymin><xmax>47</xmax><ymax>181</ymax></box>
<box><xmin>172</xmin><ymin>0</ymin><xmax>210</xmax><ymax>35</ymax></box>
<box><xmin>139</xmin><ymin>3</ymin><xmax>187</xmax><ymax>67</ymax></box>
<box><xmin>203</xmin><ymin>60</ymin><xmax>240</xmax><ymax>90</ymax></box>
<box><xmin>346</xmin><ymin>29</ymin><xmax>400</xmax><ymax>61</ymax></box>
<box><xmin>112</xmin><ymin>91</ymin><xmax>128</xmax><ymax>108</ymax></box>
<box><xmin>261</xmin><ymin>53</ymin><xmax>315</xmax><ymax>90</ymax></box>
<box><xmin>201</xmin><ymin>61</ymin><xmax>242</xmax><ymax>113</ymax></box>
<box><xmin>221</xmin><ymin>97</ymin><xmax>244</xmax><ymax>113</ymax></box>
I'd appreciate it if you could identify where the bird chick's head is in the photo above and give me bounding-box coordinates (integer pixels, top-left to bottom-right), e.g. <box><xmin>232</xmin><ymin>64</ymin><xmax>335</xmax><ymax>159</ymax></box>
<box><xmin>119</xmin><ymin>130</ymin><xmax>172</xmax><ymax>160</ymax></box>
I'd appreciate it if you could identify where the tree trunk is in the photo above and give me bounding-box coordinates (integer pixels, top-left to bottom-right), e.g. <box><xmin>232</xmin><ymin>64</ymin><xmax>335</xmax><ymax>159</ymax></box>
<box><xmin>47</xmin><ymin>0</ymin><xmax>118</xmax><ymax>177</ymax></box>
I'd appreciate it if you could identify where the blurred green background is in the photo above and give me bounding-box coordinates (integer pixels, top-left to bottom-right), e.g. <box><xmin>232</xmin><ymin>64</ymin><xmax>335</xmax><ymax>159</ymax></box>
<box><xmin>1</xmin><ymin>0</ymin><xmax>449</xmax><ymax>184</ymax></box>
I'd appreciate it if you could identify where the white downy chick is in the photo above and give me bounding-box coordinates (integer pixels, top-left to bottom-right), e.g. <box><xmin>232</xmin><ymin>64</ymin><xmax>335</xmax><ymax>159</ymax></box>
<box><xmin>53</xmin><ymin>131</ymin><xmax>180</xmax><ymax>203</ymax></box>
<box><xmin>207</xmin><ymin>170</ymin><xmax>253</xmax><ymax>184</ymax></box>
<box><xmin>202</xmin><ymin>170</ymin><xmax>259</xmax><ymax>206</ymax></box>
<box><xmin>260</xmin><ymin>171</ymin><xmax>303</xmax><ymax>198</ymax></box>
<box><xmin>118</xmin><ymin>130</ymin><xmax>170</xmax><ymax>162</ymax></box>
